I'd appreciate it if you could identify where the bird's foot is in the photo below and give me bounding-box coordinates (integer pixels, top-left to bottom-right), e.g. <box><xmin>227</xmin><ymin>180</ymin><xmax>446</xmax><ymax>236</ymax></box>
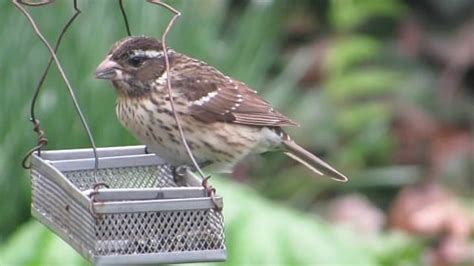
<box><xmin>172</xmin><ymin>164</ymin><xmax>192</xmax><ymax>185</ymax></box>
<box><xmin>171</xmin><ymin>163</ymin><xmax>216</xmax><ymax>198</ymax></box>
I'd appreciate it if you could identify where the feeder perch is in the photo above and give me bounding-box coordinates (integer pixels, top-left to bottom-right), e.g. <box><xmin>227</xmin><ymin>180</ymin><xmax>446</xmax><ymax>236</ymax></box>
<box><xmin>30</xmin><ymin>145</ymin><xmax>226</xmax><ymax>265</ymax></box>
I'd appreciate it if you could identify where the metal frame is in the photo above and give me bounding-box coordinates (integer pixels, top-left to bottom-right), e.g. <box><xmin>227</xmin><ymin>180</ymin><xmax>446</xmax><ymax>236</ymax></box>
<box><xmin>30</xmin><ymin>145</ymin><xmax>226</xmax><ymax>265</ymax></box>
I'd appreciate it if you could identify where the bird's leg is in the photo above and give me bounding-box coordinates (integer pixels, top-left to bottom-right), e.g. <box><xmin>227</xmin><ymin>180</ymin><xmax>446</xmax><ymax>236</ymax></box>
<box><xmin>172</xmin><ymin>161</ymin><xmax>211</xmax><ymax>178</ymax></box>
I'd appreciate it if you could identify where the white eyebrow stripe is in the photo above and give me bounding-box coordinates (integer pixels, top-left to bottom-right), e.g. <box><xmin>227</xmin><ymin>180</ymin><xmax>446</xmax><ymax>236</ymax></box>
<box><xmin>132</xmin><ymin>49</ymin><xmax>175</xmax><ymax>58</ymax></box>
<box><xmin>193</xmin><ymin>91</ymin><xmax>219</xmax><ymax>106</ymax></box>
<box><xmin>132</xmin><ymin>50</ymin><xmax>164</xmax><ymax>58</ymax></box>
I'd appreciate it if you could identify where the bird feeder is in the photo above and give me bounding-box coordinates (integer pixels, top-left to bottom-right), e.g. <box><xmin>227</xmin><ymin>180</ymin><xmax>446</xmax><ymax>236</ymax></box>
<box><xmin>15</xmin><ymin>0</ymin><xmax>226</xmax><ymax>264</ymax></box>
<box><xmin>30</xmin><ymin>145</ymin><xmax>226</xmax><ymax>265</ymax></box>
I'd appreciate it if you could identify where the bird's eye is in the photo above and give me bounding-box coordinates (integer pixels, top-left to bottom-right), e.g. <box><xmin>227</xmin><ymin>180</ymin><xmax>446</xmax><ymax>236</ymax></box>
<box><xmin>128</xmin><ymin>56</ymin><xmax>145</xmax><ymax>67</ymax></box>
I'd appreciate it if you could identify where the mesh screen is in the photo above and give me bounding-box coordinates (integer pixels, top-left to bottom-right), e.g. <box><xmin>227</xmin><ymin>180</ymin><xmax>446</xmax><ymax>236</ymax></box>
<box><xmin>32</xmin><ymin>162</ymin><xmax>225</xmax><ymax>259</ymax></box>
<box><xmin>95</xmin><ymin>209</ymin><xmax>224</xmax><ymax>255</ymax></box>
<box><xmin>64</xmin><ymin>164</ymin><xmax>177</xmax><ymax>191</ymax></box>
<box><xmin>32</xmin><ymin>169</ymin><xmax>96</xmax><ymax>257</ymax></box>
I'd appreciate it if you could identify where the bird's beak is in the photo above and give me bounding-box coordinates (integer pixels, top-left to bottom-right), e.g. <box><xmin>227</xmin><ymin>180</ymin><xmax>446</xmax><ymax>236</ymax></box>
<box><xmin>95</xmin><ymin>56</ymin><xmax>120</xmax><ymax>80</ymax></box>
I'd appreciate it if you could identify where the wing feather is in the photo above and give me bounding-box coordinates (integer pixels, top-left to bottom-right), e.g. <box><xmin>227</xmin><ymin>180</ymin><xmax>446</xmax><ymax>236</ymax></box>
<box><xmin>173</xmin><ymin>59</ymin><xmax>298</xmax><ymax>127</ymax></box>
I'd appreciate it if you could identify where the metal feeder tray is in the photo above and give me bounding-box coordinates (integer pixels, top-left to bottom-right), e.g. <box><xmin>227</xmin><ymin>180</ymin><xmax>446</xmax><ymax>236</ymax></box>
<box><xmin>30</xmin><ymin>145</ymin><xmax>226</xmax><ymax>265</ymax></box>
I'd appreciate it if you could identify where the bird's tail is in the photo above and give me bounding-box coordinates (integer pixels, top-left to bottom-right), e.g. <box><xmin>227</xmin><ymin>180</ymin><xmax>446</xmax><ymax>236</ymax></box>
<box><xmin>282</xmin><ymin>139</ymin><xmax>348</xmax><ymax>182</ymax></box>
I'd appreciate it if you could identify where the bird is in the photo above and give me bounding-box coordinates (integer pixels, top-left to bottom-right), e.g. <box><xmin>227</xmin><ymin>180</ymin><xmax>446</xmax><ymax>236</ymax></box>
<box><xmin>95</xmin><ymin>36</ymin><xmax>348</xmax><ymax>182</ymax></box>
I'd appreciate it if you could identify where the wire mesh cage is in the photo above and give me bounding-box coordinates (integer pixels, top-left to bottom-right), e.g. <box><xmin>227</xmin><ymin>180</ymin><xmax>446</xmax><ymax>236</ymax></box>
<box><xmin>30</xmin><ymin>145</ymin><xmax>226</xmax><ymax>265</ymax></box>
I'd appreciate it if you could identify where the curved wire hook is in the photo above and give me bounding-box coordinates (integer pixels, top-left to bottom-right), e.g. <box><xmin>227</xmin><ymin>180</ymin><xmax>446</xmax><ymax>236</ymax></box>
<box><xmin>14</xmin><ymin>0</ymin><xmax>100</xmax><ymax>180</ymax></box>
<box><xmin>147</xmin><ymin>0</ymin><xmax>221</xmax><ymax>211</ymax></box>
<box><xmin>18</xmin><ymin>0</ymin><xmax>81</xmax><ymax>168</ymax></box>
<box><xmin>147</xmin><ymin>0</ymin><xmax>206</xmax><ymax>180</ymax></box>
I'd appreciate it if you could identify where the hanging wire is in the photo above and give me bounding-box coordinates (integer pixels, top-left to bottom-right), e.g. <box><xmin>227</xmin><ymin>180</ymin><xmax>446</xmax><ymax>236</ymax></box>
<box><xmin>21</xmin><ymin>0</ymin><xmax>80</xmax><ymax>168</ymax></box>
<box><xmin>147</xmin><ymin>0</ymin><xmax>207</xmax><ymax>179</ymax></box>
<box><xmin>147</xmin><ymin>0</ymin><xmax>220</xmax><ymax>211</ymax></box>
<box><xmin>118</xmin><ymin>0</ymin><xmax>132</xmax><ymax>36</ymax></box>
<box><xmin>13</xmin><ymin>0</ymin><xmax>100</xmax><ymax>182</ymax></box>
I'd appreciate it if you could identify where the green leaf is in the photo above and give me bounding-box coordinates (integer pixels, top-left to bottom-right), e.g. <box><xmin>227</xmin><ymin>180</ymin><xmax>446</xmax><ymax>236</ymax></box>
<box><xmin>326</xmin><ymin>68</ymin><xmax>401</xmax><ymax>101</ymax></box>
<box><xmin>330</xmin><ymin>0</ymin><xmax>405</xmax><ymax>30</ymax></box>
<box><xmin>336</xmin><ymin>102</ymin><xmax>391</xmax><ymax>133</ymax></box>
<box><xmin>326</xmin><ymin>35</ymin><xmax>382</xmax><ymax>75</ymax></box>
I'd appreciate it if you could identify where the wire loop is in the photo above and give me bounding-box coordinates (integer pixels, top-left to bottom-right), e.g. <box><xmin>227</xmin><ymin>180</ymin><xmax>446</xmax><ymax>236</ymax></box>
<box><xmin>88</xmin><ymin>182</ymin><xmax>110</xmax><ymax>218</ymax></box>
<box><xmin>22</xmin><ymin>119</ymin><xmax>49</xmax><ymax>169</ymax></box>
<box><xmin>202</xmin><ymin>176</ymin><xmax>223</xmax><ymax>212</ymax></box>
<box><xmin>16</xmin><ymin>0</ymin><xmax>81</xmax><ymax>169</ymax></box>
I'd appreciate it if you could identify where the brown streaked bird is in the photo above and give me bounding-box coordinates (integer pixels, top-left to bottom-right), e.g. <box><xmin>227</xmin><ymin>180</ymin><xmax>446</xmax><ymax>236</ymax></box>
<box><xmin>95</xmin><ymin>36</ymin><xmax>348</xmax><ymax>182</ymax></box>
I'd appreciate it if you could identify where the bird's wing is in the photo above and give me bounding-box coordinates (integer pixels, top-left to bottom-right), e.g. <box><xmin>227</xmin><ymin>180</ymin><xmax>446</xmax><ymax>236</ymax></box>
<box><xmin>175</xmin><ymin>65</ymin><xmax>298</xmax><ymax>127</ymax></box>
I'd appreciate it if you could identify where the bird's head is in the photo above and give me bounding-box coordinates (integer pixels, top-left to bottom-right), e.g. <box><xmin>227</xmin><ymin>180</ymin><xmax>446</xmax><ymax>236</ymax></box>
<box><xmin>95</xmin><ymin>36</ymin><xmax>171</xmax><ymax>96</ymax></box>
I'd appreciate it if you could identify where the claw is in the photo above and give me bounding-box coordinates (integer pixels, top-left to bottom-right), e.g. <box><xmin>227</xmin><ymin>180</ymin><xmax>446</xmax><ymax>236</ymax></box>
<box><xmin>175</xmin><ymin>165</ymin><xmax>191</xmax><ymax>176</ymax></box>
<box><xmin>172</xmin><ymin>164</ymin><xmax>192</xmax><ymax>185</ymax></box>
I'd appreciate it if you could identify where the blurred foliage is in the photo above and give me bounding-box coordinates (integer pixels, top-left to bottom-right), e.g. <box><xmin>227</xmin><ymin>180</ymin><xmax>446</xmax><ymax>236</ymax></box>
<box><xmin>0</xmin><ymin>0</ymin><xmax>472</xmax><ymax>265</ymax></box>
<box><xmin>329</xmin><ymin>0</ymin><xmax>405</xmax><ymax>30</ymax></box>
<box><xmin>0</xmin><ymin>177</ymin><xmax>423</xmax><ymax>266</ymax></box>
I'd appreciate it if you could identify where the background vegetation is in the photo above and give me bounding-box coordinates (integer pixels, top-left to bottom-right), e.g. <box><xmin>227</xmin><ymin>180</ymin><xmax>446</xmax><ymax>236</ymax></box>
<box><xmin>0</xmin><ymin>0</ymin><xmax>472</xmax><ymax>265</ymax></box>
